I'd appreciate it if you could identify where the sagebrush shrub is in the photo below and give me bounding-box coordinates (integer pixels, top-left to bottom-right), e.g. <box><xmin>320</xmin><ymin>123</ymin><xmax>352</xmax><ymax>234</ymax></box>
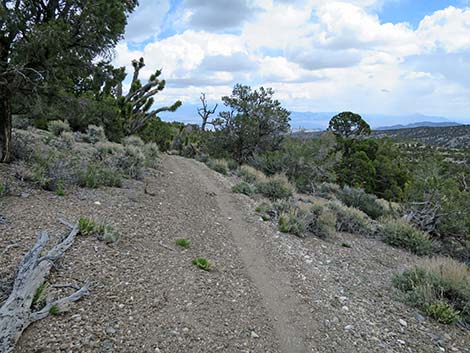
<box><xmin>256</xmin><ymin>174</ymin><xmax>294</xmax><ymax>200</ymax></box>
<box><xmin>381</xmin><ymin>218</ymin><xmax>433</xmax><ymax>255</ymax></box>
<box><xmin>393</xmin><ymin>257</ymin><xmax>470</xmax><ymax>325</ymax></box>
<box><xmin>337</xmin><ymin>186</ymin><xmax>386</xmax><ymax>220</ymax></box>
<box><xmin>278</xmin><ymin>203</ymin><xmax>336</xmax><ymax>238</ymax></box>
<box><xmin>47</xmin><ymin>120</ymin><xmax>71</xmax><ymax>137</ymax></box>
<box><xmin>12</xmin><ymin>129</ymin><xmax>42</xmax><ymax>161</ymax></box>
<box><xmin>123</xmin><ymin>135</ymin><xmax>145</xmax><ymax>147</ymax></box>
<box><xmin>328</xmin><ymin>201</ymin><xmax>374</xmax><ymax>236</ymax></box>
<box><xmin>227</xmin><ymin>159</ymin><xmax>239</xmax><ymax>171</ymax></box>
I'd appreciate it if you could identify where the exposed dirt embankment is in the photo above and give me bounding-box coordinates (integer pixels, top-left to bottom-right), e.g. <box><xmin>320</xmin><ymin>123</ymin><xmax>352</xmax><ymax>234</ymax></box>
<box><xmin>1</xmin><ymin>156</ymin><xmax>469</xmax><ymax>353</ymax></box>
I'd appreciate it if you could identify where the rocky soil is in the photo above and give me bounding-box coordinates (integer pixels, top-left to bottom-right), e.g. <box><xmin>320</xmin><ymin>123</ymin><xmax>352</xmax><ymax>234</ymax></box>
<box><xmin>1</xmin><ymin>155</ymin><xmax>469</xmax><ymax>353</ymax></box>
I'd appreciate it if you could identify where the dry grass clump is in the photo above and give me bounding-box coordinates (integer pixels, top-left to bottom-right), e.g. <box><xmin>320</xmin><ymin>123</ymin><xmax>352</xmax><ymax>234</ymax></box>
<box><xmin>393</xmin><ymin>257</ymin><xmax>470</xmax><ymax>325</ymax></box>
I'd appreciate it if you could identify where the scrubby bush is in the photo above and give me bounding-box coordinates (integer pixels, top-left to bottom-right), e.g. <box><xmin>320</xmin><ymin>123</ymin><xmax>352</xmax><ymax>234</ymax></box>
<box><xmin>307</xmin><ymin>204</ymin><xmax>337</xmax><ymax>238</ymax></box>
<box><xmin>337</xmin><ymin>186</ymin><xmax>386</xmax><ymax>220</ymax></box>
<box><xmin>83</xmin><ymin>125</ymin><xmax>107</xmax><ymax>143</ymax></box>
<box><xmin>232</xmin><ymin>181</ymin><xmax>256</xmax><ymax>196</ymax></box>
<box><xmin>237</xmin><ymin>165</ymin><xmax>266</xmax><ymax>184</ymax></box>
<box><xmin>32</xmin><ymin>150</ymin><xmax>81</xmax><ymax>192</ymax></box>
<box><xmin>393</xmin><ymin>257</ymin><xmax>470</xmax><ymax>325</ymax></box>
<box><xmin>381</xmin><ymin>218</ymin><xmax>433</xmax><ymax>255</ymax></box>
<box><xmin>315</xmin><ymin>182</ymin><xmax>340</xmax><ymax>199</ymax></box>
<box><xmin>95</xmin><ymin>141</ymin><xmax>124</xmax><ymax>156</ymax></box>
<box><xmin>196</xmin><ymin>154</ymin><xmax>209</xmax><ymax>163</ymax></box>
<box><xmin>207</xmin><ymin>159</ymin><xmax>228</xmax><ymax>175</ymax></box>
<box><xmin>78</xmin><ymin>163</ymin><xmax>122</xmax><ymax>188</ymax></box>
<box><xmin>256</xmin><ymin>174</ymin><xmax>294</xmax><ymax>200</ymax></box>
<box><xmin>60</xmin><ymin>131</ymin><xmax>76</xmax><ymax>148</ymax></box>
<box><xmin>279</xmin><ymin>211</ymin><xmax>306</xmax><ymax>236</ymax></box>
<box><xmin>328</xmin><ymin>201</ymin><xmax>374</xmax><ymax>236</ymax></box>
<box><xmin>47</xmin><ymin>120</ymin><xmax>71</xmax><ymax>137</ymax></box>
<box><xmin>193</xmin><ymin>257</ymin><xmax>211</xmax><ymax>271</ymax></box>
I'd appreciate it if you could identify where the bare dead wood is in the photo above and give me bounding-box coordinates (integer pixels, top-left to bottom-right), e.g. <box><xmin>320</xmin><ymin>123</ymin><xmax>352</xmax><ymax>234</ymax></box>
<box><xmin>0</xmin><ymin>221</ymin><xmax>89</xmax><ymax>353</ymax></box>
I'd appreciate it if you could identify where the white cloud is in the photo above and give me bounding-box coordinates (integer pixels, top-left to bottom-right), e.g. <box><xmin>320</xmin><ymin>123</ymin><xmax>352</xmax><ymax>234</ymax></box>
<box><xmin>125</xmin><ymin>0</ymin><xmax>170</xmax><ymax>42</ymax></box>
<box><xmin>115</xmin><ymin>2</ymin><xmax>470</xmax><ymax>119</ymax></box>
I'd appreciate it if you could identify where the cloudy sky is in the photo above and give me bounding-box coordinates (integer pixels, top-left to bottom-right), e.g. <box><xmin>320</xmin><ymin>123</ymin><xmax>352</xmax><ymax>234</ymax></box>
<box><xmin>115</xmin><ymin>0</ymin><xmax>470</xmax><ymax>122</ymax></box>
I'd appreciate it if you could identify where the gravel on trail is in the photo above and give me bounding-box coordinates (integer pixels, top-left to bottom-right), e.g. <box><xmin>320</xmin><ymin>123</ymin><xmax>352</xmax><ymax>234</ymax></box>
<box><xmin>1</xmin><ymin>155</ymin><xmax>469</xmax><ymax>353</ymax></box>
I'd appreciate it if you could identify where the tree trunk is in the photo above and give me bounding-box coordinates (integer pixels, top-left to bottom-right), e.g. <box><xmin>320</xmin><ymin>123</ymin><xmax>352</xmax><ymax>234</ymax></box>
<box><xmin>0</xmin><ymin>86</ymin><xmax>12</xmax><ymax>163</ymax></box>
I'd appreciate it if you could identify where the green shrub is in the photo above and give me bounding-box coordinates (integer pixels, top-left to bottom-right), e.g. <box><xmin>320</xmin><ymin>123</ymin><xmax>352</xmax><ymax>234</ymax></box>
<box><xmin>237</xmin><ymin>165</ymin><xmax>266</xmax><ymax>184</ymax></box>
<box><xmin>307</xmin><ymin>204</ymin><xmax>337</xmax><ymax>239</ymax></box>
<box><xmin>315</xmin><ymin>182</ymin><xmax>340</xmax><ymax>199</ymax></box>
<box><xmin>256</xmin><ymin>174</ymin><xmax>294</xmax><ymax>200</ymax></box>
<box><xmin>232</xmin><ymin>182</ymin><xmax>255</xmax><ymax>196</ymax></box>
<box><xmin>79</xmin><ymin>163</ymin><xmax>122</xmax><ymax>188</ymax></box>
<box><xmin>207</xmin><ymin>159</ymin><xmax>228</xmax><ymax>175</ymax></box>
<box><xmin>393</xmin><ymin>257</ymin><xmax>470</xmax><ymax>325</ymax></box>
<box><xmin>425</xmin><ymin>302</ymin><xmax>460</xmax><ymax>324</ymax></box>
<box><xmin>176</xmin><ymin>239</ymin><xmax>191</xmax><ymax>248</ymax></box>
<box><xmin>381</xmin><ymin>218</ymin><xmax>433</xmax><ymax>255</ymax></box>
<box><xmin>60</xmin><ymin>131</ymin><xmax>76</xmax><ymax>148</ymax></box>
<box><xmin>47</xmin><ymin>120</ymin><xmax>71</xmax><ymax>137</ymax></box>
<box><xmin>227</xmin><ymin>159</ymin><xmax>239</xmax><ymax>171</ymax></box>
<box><xmin>328</xmin><ymin>201</ymin><xmax>374</xmax><ymax>236</ymax></box>
<box><xmin>337</xmin><ymin>186</ymin><xmax>386</xmax><ymax>220</ymax></box>
<box><xmin>78</xmin><ymin>217</ymin><xmax>119</xmax><ymax>243</ymax></box>
<box><xmin>192</xmin><ymin>257</ymin><xmax>211</xmax><ymax>271</ymax></box>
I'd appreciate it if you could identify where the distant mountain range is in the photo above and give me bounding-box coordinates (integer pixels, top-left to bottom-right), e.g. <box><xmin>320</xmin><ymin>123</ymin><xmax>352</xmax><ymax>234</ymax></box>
<box><xmin>375</xmin><ymin>121</ymin><xmax>463</xmax><ymax>130</ymax></box>
<box><xmin>159</xmin><ymin>103</ymin><xmax>469</xmax><ymax>130</ymax></box>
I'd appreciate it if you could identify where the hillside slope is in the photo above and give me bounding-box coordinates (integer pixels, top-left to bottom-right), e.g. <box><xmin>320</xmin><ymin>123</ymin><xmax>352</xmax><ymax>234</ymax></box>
<box><xmin>1</xmin><ymin>156</ymin><xmax>469</xmax><ymax>352</ymax></box>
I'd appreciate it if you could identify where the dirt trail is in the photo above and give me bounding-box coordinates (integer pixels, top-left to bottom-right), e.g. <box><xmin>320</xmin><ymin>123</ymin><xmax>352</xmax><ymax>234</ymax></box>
<box><xmin>2</xmin><ymin>155</ymin><xmax>469</xmax><ymax>353</ymax></box>
<box><xmin>166</xmin><ymin>156</ymin><xmax>309</xmax><ymax>352</ymax></box>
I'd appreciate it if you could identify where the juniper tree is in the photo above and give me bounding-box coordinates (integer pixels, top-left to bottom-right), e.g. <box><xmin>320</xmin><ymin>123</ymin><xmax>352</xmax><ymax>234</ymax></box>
<box><xmin>0</xmin><ymin>0</ymin><xmax>137</xmax><ymax>162</ymax></box>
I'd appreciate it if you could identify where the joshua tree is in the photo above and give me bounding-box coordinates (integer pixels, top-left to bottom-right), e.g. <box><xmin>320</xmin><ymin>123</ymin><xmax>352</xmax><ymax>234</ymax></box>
<box><xmin>120</xmin><ymin>58</ymin><xmax>182</xmax><ymax>134</ymax></box>
<box><xmin>197</xmin><ymin>93</ymin><xmax>218</xmax><ymax>131</ymax></box>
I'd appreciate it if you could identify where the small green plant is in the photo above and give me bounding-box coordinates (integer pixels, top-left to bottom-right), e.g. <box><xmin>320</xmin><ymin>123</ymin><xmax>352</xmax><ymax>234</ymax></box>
<box><xmin>192</xmin><ymin>257</ymin><xmax>211</xmax><ymax>271</ymax></box>
<box><xmin>232</xmin><ymin>181</ymin><xmax>255</xmax><ymax>196</ymax></box>
<box><xmin>0</xmin><ymin>183</ymin><xmax>8</xmax><ymax>197</ymax></box>
<box><xmin>31</xmin><ymin>283</ymin><xmax>47</xmax><ymax>308</ymax></box>
<box><xmin>101</xmin><ymin>225</ymin><xmax>120</xmax><ymax>243</ymax></box>
<box><xmin>78</xmin><ymin>217</ymin><xmax>99</xmax><ymax>236</ymax></box>
<box><xmin>381</xmin><ymin>218</ymin><xmax>432</xmax><ymax>255</ymax></box>
<box><xmin>425</xmin><ymin>302</ymin><xmax>460</xmax><ymax>324</ymax></box>
<box><xmin>176</xmin><ymin>239</ymin><xmax>191</xmax><ymax>248</ymax></box>
<box><xmin>49</xmin><ymin>304</ymin><xmax>60</xmax><ymax>316</ymax></box>
<box><xmin>55</xmin><ymin>181</ymin><xmax>65</xmax><ymax>196</ymax></box>
<box><xmin>278</xmin><ymin>212</ymin><xmax>305</xmax><ymax>236</ymax></box>
<box><xmin>256</xmin><ymin>174</ymin><xmax>294</xmax><ymax>200</ymax></box>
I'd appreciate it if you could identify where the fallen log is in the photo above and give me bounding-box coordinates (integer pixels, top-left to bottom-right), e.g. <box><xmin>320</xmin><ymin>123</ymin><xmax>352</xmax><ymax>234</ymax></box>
<box><xmin>0</xmin><ymin>221</ymin><xmax>89</xmax><ymax>353</ymax></box>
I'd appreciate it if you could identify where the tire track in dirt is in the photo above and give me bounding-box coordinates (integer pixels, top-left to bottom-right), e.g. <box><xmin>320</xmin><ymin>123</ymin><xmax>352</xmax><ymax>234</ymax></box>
<box><xmin>167</xmin><ymin>156</ymin><xmax>308</xmax><ymax>353</ymax></box>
